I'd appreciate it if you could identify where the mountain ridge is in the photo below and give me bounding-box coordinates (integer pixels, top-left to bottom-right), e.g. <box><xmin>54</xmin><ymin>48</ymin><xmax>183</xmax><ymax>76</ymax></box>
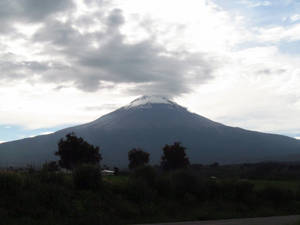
<box><xmin>0</xmin><ymin>95</ymin><xmax>299</xmax><ymax>167</ymax></box>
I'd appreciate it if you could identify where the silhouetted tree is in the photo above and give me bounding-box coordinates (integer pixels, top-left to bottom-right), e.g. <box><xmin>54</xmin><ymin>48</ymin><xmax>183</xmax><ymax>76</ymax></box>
<box><xmin>114</xmin><ymin>167</ymin><xmax>120</xmax><ymax>175</ymax></box>
<box><xmin>161</xmin><ymin>142</ymin><xmax>190</xmax><ymax>171</ymax></box>
<box><xmin>55</xmin><ymin>133</ymin><xmax>101</xmax><ymax>170</ymax></box>
<box><xmin>128</xmin><ymin>148</ymin><xmax>150</xmax><ymax>170</ymax></box>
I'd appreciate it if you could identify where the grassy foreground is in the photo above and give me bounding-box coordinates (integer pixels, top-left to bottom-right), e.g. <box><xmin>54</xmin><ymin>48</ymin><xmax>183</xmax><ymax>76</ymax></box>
<box><xmin>1</xmin><ymin>165</ymin><xmax>300</xmax><ymax>225</ymax></box>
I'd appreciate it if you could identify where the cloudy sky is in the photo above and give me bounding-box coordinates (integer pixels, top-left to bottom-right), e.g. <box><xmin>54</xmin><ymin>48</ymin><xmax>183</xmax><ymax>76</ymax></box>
<box><xmin>0</xmin><ymin>0</ymin><xmax>300</xmax><ymax>143</ymax></box>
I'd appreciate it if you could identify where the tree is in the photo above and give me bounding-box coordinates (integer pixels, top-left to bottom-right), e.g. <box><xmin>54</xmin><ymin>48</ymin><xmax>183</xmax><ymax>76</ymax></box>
<box><xmin>55</xmin><ymin>133</ymin><xmax>102</xmax><ymax>170</ymax></box>
<box><xmin>128</xmin><ymin>148</ymin><xmax>150</xmax><ymax>170</ymax></box>
<box><xmin>114</xmin><ymin>167</ymin><xmax>120</xmax><ymax>175</ymax></box>
<box><xmin>161</xmin><ymin>142</ymin><xmax>190</xmax><ymax>171</ymax></box>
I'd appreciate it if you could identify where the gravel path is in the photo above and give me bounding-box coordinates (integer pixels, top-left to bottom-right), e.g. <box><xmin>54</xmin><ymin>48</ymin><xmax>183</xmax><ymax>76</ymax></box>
<box><xmin>138</xmin><ymin>215</ymin><xmax>300</xmax><ymax>225</ymax></box>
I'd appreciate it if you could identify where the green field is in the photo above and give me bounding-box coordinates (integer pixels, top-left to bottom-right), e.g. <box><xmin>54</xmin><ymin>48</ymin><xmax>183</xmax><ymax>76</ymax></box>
<box><xmin>2</xmin><ymin>166</ymin><xmax>300</xmax><ymax>225</ymax></box>
<box><xmin>251</xmin><ymin>180</ymin><xmax>300</xmax><ymax>192</ymax></box>
<box><xmin>106</xmin><ymin>176</ymin><xmax>300</xmax><ymax>192</ymax></box>
<box><xmin>103</xmin><ymin>175</ymin><xmax>129</xmax><ymax>185</ymax></box>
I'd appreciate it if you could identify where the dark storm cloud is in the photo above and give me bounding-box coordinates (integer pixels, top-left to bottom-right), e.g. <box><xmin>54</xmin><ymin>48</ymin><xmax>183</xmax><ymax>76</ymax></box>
<box><xmin>0</xmin><ymin>0</ymin><xmax>218</xmax><ymax>97</ymax></box>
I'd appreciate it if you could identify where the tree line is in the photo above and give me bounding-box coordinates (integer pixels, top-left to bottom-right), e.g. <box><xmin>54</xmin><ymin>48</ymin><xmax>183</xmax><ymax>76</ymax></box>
<box><xmin>55</xmin><ymin>132</ymin><xmax>190</xmax><ymax>172</ymax></box>
<box><xmin>1</xmin><ymin>133</ymin><xmax>300</xmax><ymax>225</ymax></box>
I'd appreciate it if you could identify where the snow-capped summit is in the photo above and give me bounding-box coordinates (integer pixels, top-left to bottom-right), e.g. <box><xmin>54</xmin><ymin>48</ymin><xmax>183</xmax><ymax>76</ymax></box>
<box><xmin>1</xmin><ymin>94</ymin><xmax>300</xmax><ymax>168</ymax></box>
<box><xmin>124</xmin><ymin>95</ymin><xmax>179</xmax><ymax>109</ymax></box>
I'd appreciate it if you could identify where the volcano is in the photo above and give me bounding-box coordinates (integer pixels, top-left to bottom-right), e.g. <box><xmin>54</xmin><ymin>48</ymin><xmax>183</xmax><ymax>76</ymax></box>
<box><xmin>0</xmin><ymin>95</ymin><xmax>300</xmax><ymax>167</ymax></box>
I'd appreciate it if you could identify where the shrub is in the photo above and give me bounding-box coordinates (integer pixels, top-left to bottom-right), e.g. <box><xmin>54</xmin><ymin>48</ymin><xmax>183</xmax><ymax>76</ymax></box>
<box><xmin>127</xmin><ymin>178</ymin><xmax>156</xmax><ymax>202</ymax></box>
<box><xmin>42</xmin><ymin>161</ymin><xmax>59</xmax><ymax>172</ymax></box>
<box><xmin>206</xmin><ymin>179</ymin><xmax>221</xmax><ymax>200</ymax></box>
<box><xmin>171</xmin><ymin>170</ymin><xmax>198</xmax><ymax>197</ymax></box>
<box><xmin>73</xmin><ymin>164</ymin><xmax>102</xmax><ymax>190</ymax></box>
<box><xmin>38</xmin><ymin>171</ymin><xmax>66</xmax><ymax>186</ymax></box>
<box><xmin>155</xmin><ymin>175</ymin><xmax>172</xmax><ymax>197</ymax></box>
<box><xmin>0</xmin><ymin>172</ymin><xmax>23</xmax><ymax>195</ymax></box>
<box><xmin>219</xmin><ymin>180</ymin><xmax>236</xmax><ymax>200</ymax></box>
<box><xmin>259</xmin><ymin>186</ymin><xmax>295</xmax><ymax>206</ymax></box>
<box><xmin>37</xmin><ymin>184</ymin><xmax>70</xmax><ymax>212</ymax></box>
<box><xmin>131</xmin><ymin>165</ymin><xmax>157</xmax><ymax>186</ymax></box>
<box><xmin>234</xmin><ymin>180</ymin><xmax>255</xmax><ymax>202</ymax></box>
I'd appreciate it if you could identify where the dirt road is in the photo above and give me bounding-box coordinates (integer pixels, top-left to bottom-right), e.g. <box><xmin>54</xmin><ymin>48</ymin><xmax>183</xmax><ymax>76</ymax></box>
<box><xmin>139</xmin><ymin>215</ymin><xmax>300</xmax><ymax>225</ymax></box>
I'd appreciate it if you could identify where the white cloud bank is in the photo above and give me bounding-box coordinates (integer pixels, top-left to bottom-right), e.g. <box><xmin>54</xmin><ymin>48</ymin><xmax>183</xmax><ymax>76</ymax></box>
<box><xmin>290</xmin><ymin>14</ymin><xmax>300</xmax><ymax>22</ymax></box>
<box><xmin>0</xmin><ymin>0</ymin><xmax>299</xmax><ymax>138</ymax></box>
<box><xmin>239</xmin><ymin>0</ymin><xmax>272</xmax><ymax>8</ymax></box>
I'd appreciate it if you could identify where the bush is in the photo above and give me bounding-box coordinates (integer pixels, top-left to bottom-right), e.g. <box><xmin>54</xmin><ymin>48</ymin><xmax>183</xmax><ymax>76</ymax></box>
<box><xmin>259</xmin><ymin>186</ymin><xmax>295</xmax><ymax>206</ymax></box>
<box><xmin>127</xmin><ymin>178</ymin><xmax>156</xmax><ymax>202</ymax></box>
<box><xmin>37</xmin><ymin>184</ymin><xmax>70</xmax><ymax>212</ymax></box>
<box><xmin>234</xmin><ymin>180</ymin><xmax>255</xmax><ymax>202</ymax></box>
<box><xmin>42</xmin><ymin>161</ymin><xmax>59</xmax><ymax>172</ymax></box>
<box><xmin>155</xmin><ymin>175</ymin><xmax>172</xmax><ymax>197</ymax></box>
<box><xmin>38</xmin><ymin>171</ymin><xmax>67</xmax><ymax>186</ymax></box>
<box><xmin>73</xmin><ymin>164</ymin><xmax>102</xmax><ymax>190</ymax></box>
<box><xmin>171</xmin><ymin>170</ymin><xmax>198</xmax><ymax>197</ymax></box>
<box><xmin>206</xmin><ymin>179</ymin><xmax>221</xmax><ymax>200</ymax></box>
<box><xmin>217</xmin><ymin>180</ymin><xmax>235</xmax><ymax>200</ymax></box>
<box><xmin>131</xmin><ymin>165</ymin><xmax>157</xmax><ymax>186</ymax></box>
<box><xmin>0</xmin><ymin>172</ymin><xmax>23</xmax><ymax>195</ymax></box>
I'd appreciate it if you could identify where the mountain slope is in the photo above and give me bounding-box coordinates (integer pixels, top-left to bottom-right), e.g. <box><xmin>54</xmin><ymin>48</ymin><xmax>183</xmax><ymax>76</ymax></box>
<box><xmin>0</xmin><ymin>96</ymin><xmax>299</xmax><ymax>167</ymax></box>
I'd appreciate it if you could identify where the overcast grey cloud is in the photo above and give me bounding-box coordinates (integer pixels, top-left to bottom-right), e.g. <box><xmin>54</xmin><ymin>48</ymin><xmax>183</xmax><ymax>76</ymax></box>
<box><xmin>0</xmin><ymin>0</ymin><xmax>73</xmax><ymax>21</ymax></box>
<box><xmin>0</xmin><ymin>1</ymin><xmax>217</xmax><ymax>97</ymax></box>
<box><xmin>0</xmin><ymin>0</ymin><xmax>74</xmax><ymax>33</ymax></box>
